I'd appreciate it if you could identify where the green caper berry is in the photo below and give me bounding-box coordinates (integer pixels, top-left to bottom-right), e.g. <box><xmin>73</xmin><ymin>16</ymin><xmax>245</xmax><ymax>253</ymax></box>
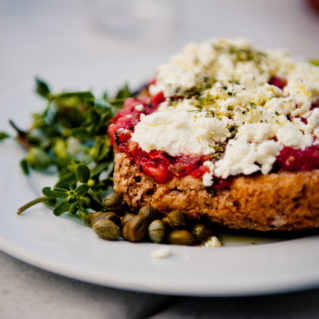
<box><xmin>166</xmin><ymin>211</ymin><xmax>186</xmax><ymax>229</ymax></box>
<box><xmin>103</xmin><ymin>192</ymin><xmax>123</xmax><ymax>212</ymax></box>
<box><xmin>168</xmin><ymin>230</ymin><xmax>195</xmax><ymax>246</ymax></box>
<box><xmin>89</xmin><ymin>211</ymin><xmax>120</xmax><ymax>226</ymax></box>
<box><xmin>88</xmin><ymin>211</ymin><xmax>103</xmax><ymax>226</ymax></box>
<box><xmin>104</xmin><ymin>212</ymin><xmax>121</xmax><ymax>225</ymax></box>
<box><xmin>122</xmin><ymin>215</ymin><xmax>148</xmax><ymax>242</ymax></box>
<box><xmin>92</xmin><ymin>219</ymin><xmax>121</xmax><ymax>240</ymax></box>
<box><xmin>138</xmin><ymin>205</ymin><xmax>158</xmax><ymax>221</ymax></box>
<box><xmin>162</xmin><ymin>216</ymin><xmax>170</xmax><ymax>226</ymax></box>
<box><xmin>148</xmin><ymin>219</ymin><xmax>165</xmax><ymax>243</ymax></box>
<box><xmin>192</xmin><ymin>223</ymin><xmax>212</xmax><ymax>243</ymax></box>
<box><xmin>121</xmin><ymin>213</ymin><xmax>136</xmax><ymax>228</ymax></box>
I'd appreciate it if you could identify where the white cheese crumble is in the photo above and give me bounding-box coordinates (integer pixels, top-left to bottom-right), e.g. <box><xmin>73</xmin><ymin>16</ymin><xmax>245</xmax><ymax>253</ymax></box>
<box><xmin>131</xmin><ymin>38</ymin><xmax>319</xmax><ymax>182</ymax></box>
<box><xmin>134</xmin><ymin>104</ymin><xmax>144</xmax><ymax>111</ymax></box>
<box><xmin>276</xmin><ymin>124</ymin><xmax>312</xmax><ymax>150</ymax></box>
<box><xmin>214</xmin><ymin>139</ymin><xmax>282</xmax><ymax>178</ymax></box>
<box><xmin>132</xmin><ymin>107</ymin><xmax>231</xmax><ymax>156</ymax></box>
<box><xmin>202</xmin><ymin>236</ymin><xmax>222</xmax><ymax>247</ymax></box>
<box><xmin>202</xmin><ymin>161</ymin><xmax>215</xmax><ymax>186</ymax></box>
<box><xmin>151</xmin><ymin>247</ymin><xmax>172</xmax><ymax>259</ymax></box>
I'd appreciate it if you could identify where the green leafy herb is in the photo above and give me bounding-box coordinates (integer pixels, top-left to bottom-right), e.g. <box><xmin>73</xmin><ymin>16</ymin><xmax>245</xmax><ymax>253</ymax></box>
<box><xmin>20</xmin><ymin>159</ymin><xmax>30</xmax><ymax>175</ymax></box>
<box><xmin>35</xmin><ymin>78</ymin><xmax>51</xmax><ymax>99</ymax></box>
<box><xmin>15</xmin><ymin>78</ymin><xmax>133</xmax><ymax>221</ymax></box>
<box><xmin>308</xmin><ymin>59</ymin><xmax>319</xmax><ymax>67</ymax></box>
<box><xmin>0</xmin><ymin>132</ymin><xmax>10</xmax><ymax>141</ymax></box>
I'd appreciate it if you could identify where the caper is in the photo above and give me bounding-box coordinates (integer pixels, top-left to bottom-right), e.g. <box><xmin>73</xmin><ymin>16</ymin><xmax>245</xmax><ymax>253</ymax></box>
<box><xmin>138</xmin><ymin>205</ymin><xmax>159</xmax><ymax>221</ymax></box>
<box><xmin>121</xmin><ymin>213</ymin><xmax>136</xmax><ymax>228</ymax></box>
<box><xmin>88</xmin><ymin>211</ymin><xmax>120</xmax><ymax>226</ymax></box>
<box><xmin>122</xmin><ymin>215</ymin><xmax>148</xmax><ymax>242</ymax></box>
<box><xmin>103</xmin><ymin>192</ymin><xmax>123</xmax><ymax>212</ymax></box>
<box><xmin>165</xmin><ymin>211</ymin><xmax>186</xmax><ymax>229</ymax></box>
<box><xmin>168</xmin><ymin>230</ymin><xmax>195</xmax><ymax>246</ymax></box>
<box><xmin>148</xmin><ymin>219</ymin><xmax>165</xmax><ymax>243</ymax></box>
<box><xmin>192</xmin><ymin>223</ymin><xmax>212</xmax><ymax>243</ymax></box>
<box><xmin>88</xmin><ymin>211</ymin><xmax>103</xmax><ymax>226</ymax></box>
<box><xmin>104</xmin><ymin>212</ymin><xmax>121</xmax><ymax>225</ymax></box>
<box><xmin>92</xmin><ymin>219</ymin><xmax>121</xmax><ymax>240</ymax></box>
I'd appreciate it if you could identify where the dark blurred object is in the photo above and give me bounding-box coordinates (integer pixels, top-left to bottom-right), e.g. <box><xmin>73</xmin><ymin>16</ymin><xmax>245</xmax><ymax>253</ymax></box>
<box><xmin>306</xmin><ymin>0</ymin><xmax>319</xmax><ymax>15</ymax></box>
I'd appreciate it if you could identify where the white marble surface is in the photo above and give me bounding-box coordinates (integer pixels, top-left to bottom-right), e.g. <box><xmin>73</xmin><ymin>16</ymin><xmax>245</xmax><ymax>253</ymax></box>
<box><xmin>1</xmin><ymin>0</ymin><xmax>319</xmax><ymax>318</ymax></box>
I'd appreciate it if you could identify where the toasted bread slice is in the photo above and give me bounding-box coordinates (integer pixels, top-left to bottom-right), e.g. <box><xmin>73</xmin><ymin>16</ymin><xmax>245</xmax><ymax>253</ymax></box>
<box><xmin>114</xmin><ymin>151</ymin><xmax>319</xmax><ymax>231</ymax></box>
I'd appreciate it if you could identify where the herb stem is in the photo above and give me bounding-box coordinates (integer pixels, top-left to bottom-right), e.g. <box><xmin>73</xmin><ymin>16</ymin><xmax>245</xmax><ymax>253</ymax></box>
<box><xmin>17</xmin><ymin>196</ymin><xmax>48</xmax><ymax>215</ymax></box>
<box><xmin>9</xmin><ymin>119</ymin><xmax>26</xmax><ymax>137</ymax></box>
<box><xmin>108</xmin><ymin>98</ymin><xmax>127</xmax><ymax>104</ymax></box>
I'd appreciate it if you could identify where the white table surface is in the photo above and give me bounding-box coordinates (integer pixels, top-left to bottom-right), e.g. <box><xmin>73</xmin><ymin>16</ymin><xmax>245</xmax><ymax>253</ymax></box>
<box><xmin>1</xmin><ymin>0</ymin><xmax>319</xmax><ymax>318</ymax></box>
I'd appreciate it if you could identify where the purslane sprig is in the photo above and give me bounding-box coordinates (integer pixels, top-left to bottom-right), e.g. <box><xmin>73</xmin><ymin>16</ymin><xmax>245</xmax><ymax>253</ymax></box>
<box><xmin>0</xmin><ymin>132</ymin><xmax>10</xmax><ymax>140</ymax></box>
<box><xmin>13</xmin><ymin>78</ymin><xmax>132</xmax><ymax>221</ymax></box>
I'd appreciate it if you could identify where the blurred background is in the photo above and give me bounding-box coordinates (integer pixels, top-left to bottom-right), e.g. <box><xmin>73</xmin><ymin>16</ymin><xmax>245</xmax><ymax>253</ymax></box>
<box><xmin>0</xmin><ymin>0</ymin><xmax>319</xmax><ymax>143</ymax></box>
<box><xmin>1</xmin><ymin>0</ymin><xmax>319</xmax><ymax>99</ymax></box>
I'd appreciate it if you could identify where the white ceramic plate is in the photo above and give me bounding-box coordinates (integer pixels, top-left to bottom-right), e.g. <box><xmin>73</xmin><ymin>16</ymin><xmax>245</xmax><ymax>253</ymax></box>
<box><xmin>1</xmin><ymin>62</ymin><xmax>319</xmax><ymax>297</ymax></box>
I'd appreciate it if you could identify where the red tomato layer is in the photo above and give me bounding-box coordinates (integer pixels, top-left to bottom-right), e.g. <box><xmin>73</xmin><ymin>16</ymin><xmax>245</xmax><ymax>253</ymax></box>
<box><xmin>276</xmin><ymin>145</ymin><xmax>319</xmax><ymax>171</ymax></box>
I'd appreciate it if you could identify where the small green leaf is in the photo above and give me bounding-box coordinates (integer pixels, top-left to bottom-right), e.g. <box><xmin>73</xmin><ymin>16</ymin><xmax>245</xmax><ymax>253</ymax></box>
<box><xmin>102</xmin><ymin>91</ymin><xmax>109</xmax><ymax>101</ymax></box>
<box><xmin>70</xmin><ymin>127</ymin><xmax>89</xmax><ymax>140</ymax></box>
<box><xmin>308</xmin><ymin>59</ymin><xmax>319</xmax><ymax>67</ymax></box>
<box><xmin>20</xmin><ymin>159</ymin><xmax>29</xmax><ymax>175</ymax></box>
<box><xmin>25</xmin><ymin>147</ymin><xmax>51</xmax><ymax>170</ymax></box>
<box><xmin>55</xmin><ymin>171</ymin><xmax>75</xmax><ymax>189</ymax></box>
<box><xmin>0</xmin><ymin>132</ymin><xmax>10</xmax><ymax>141</ymax></box>
<box><xmin>53</xmin><ymin>139</ymin><xmax>67</xmax><ymax>158</ymax></box>
<box><xmin>53</xmin><ymin>200</ymin><xmax>70</xmax><ymax>216</ymax></box>
<box><xmin>91</xmin><ymin>162</ymin><xmax>110</xmax><ymax>177</ymax></box>
<box><xmin>52</xmin><ymin>91</ymin><xmax>95</xmax><ymax>108</ymax></box>
<box><xmin>68</xmin><ymin>203</ymin><xmax>78</xmax><ymax>215</ymax></box>
<box><xmin>42</xmin><ymin>187</ymin><xmax>68</xmax><ymax>198</ymax></box>
<box><xmin>75</xmin><ymin>184</ymin><xmax>89</xmax><ymax>196</ymax></box>
<box><xmin>76</xmin><ymin>164</ymin><xmax>90</xmax><ymax>183</ymax></box>
<box><xmin>35</xmin><ymin>78</ymin><xmax>51</xmax><ymax>99</ymax></box>
<box><xmin>87</xmin><ymin>189</ymin><xmax>102</xmax><ymax>210</ymax></box>
<box><xmin>115</xmin><ymin>83</ymin><xmax>132</xmax><ymax>99</ymax></box>
<box><xmin>54</xmin><ymin>91</ymin><xmax>94</xmax><ymax>100</ymax></box>
<box><xmin>90</xmin><ymin>136</ymin><xmax>111</xmax><ymax>162</ymax></box>
<box><xmin>94</xmin><ymin>101</ymin><xmax>111</xmax><ymax>115</ymax></box>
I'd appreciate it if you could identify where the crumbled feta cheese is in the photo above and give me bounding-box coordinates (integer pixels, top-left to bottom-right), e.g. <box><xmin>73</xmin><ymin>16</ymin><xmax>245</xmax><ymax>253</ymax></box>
<box><xmin>272</xmin><ymin>215</ymin><xmax>287</xmax><ymax>227</ymax></box>
<box><xmin>132</xmin><ymin>38</ymin><xmax>319</xmax><ymax>182</ymax></box>
<box><xmin>305</xmin><ymin>108</ymin><xmax>319</xmax><ymax>137</ymax></box>
<box><xmin>202</xmin><ymin>161</ymin><xmax>215</xmax><ymax>186</ymax></box>
<box><xmin>132</xmin><ymin>108</ymin><xmax>231</xmax><ymax>156</ymax></box>
<box><xmin>214</xmin><ymin>139</ymin><xmax>282</xmax><ymax>178</ymax></box>
<box><xmin>276</xmin><ymin>124</ymin><xmax>312</xmax><ymax>150</ymax></box>
<box><xmin>236</xmin><ymin>123</ymin><xmax>275</xmax><ymax>143</ymax></box>
<box><xmin>134</xmin><ymin>104</ymin><xmax>144</xmax><ymax>111</ymax></box>
<box><xmin>151</xmin><ymin>247</ymin><xmax>172</xmax><ymax>259</ymax></box>
<box><xmin>214</xmin><ymin>139</ymin><xmax>259</xmax><ymax>178</ymax></box>
<box><xmin>118</xmin><ymin>127</ymin><xmax>130</xmax><ymax>134</ymax></box>
<box><xmin>255</xmin><ymin>140</ymin><xmax>282</xmax><ymax>174</ymax></box>
<box><xmin>202</xmin><ymin>172</ymin><xmax>213</xmax><ymax>187</ymax></box>
<box><xmin>202</xmin><ymin>236</ymin><xmax>222</xmax><ymax>247</ymax></box>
